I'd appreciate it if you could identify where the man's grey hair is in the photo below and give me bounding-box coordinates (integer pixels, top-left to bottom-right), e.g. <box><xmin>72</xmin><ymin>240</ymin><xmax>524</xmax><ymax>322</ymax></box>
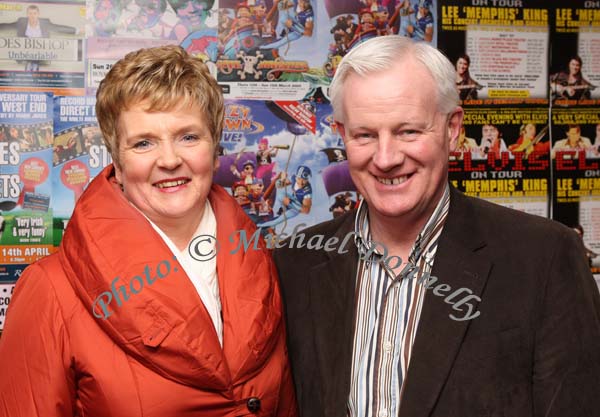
<box><xmin>329</xmin><ymin>36</ymin><xmax>459</xmax><ymax>122</ymax></box>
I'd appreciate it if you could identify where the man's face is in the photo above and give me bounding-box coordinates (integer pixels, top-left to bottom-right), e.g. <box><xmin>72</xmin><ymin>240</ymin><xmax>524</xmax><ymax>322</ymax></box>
<box><xmin>27</xmin><ymin>8</ymin><xmax>39</xmax><ymax>25</ymax></box>
<box><xmin>482</xmin><ymin>125</ymin><xmax>499</xmax><ymax>141</ymax></box>
<box><xmin>569</xmin><ymin>59</ymin><xmax>581</xmax><ymax>75</ymax></box>
<box><xmin>523</xmin><ymin>124</ymin><xmax>536</xmax><ymax>139</ymax></box>
<box><xmin>337</xmin><ymin>59</ymin><xmax>462</xmax><ymax>224</ymax></box>
<box><xmin>567</xmin><ymin>127</ymin><xmax>581</xmax><ymax>143</ymax></box>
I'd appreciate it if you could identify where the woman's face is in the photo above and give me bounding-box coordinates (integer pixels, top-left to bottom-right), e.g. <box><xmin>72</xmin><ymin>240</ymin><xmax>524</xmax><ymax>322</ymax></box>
<box><xmin>569</xmin><ymin>59</ymin><xmax>581</xmax><ymax>75</ymax></box>
<box><xmin>456</xmin><ymin>58</ymin><xmax>468</xmax><ymax>75</ymax></box>
<box><xmin>114</xmin><ymin>102</ymin><xmax>218</xmax><ymax>228</ymax></box>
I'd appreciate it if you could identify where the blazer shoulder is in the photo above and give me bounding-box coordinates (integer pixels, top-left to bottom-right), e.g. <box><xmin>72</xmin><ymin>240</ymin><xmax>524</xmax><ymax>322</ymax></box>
<box><xmin>274</xmin><ymin>211</ymin><xmax>355</xmax><ymax>257</ymax></box>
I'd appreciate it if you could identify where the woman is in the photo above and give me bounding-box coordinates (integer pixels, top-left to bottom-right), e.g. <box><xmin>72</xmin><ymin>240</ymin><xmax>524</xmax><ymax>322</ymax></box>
<box><xmin>0</xmin><ymin>45</ymin><xmax>297</xmax><ymax>417</ymax></box>
<box><xmin>455</xmin><ymin>54</ymin><xmax>480</xmax><ymax>100</ymax></box>
<box><xmin>550</xmin><ymin>55</ymin><xmax>594</xmax><ymax>100</ymax></box>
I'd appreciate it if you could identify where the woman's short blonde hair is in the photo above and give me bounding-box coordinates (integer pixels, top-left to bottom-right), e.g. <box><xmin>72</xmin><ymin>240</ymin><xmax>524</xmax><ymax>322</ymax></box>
<box><xmin>96</xmin><ymin>45</ymin><xmax>224</xmax><ymax>164</ymax></box>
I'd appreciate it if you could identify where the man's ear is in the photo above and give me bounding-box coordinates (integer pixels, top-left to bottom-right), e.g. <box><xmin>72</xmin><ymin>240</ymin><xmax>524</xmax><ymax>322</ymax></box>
<box><xmin>447</xmin><ymin>107</ymin><xmax>464</xmax><ymax>152</ymax></box>
<box><xmin>335</xmin><ymin>120</ymin><xmax>347</xmax><ymax>141</ymax></box>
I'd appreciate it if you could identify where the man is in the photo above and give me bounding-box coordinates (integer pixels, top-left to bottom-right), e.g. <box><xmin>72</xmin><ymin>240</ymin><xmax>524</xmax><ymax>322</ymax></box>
<box><xmin>274</xmin><ymin>36</ymin><xmax>600</xmax><ymax>417</ymax></box>
<box><xmin>0</xmin><ymin>4</ymin><xmax>78</xmax><ymax>71</ymax></box>
<box><xmin>551</xmin><ymin>124</ymin><xmax>592</xmax><ymax>159</ymax></box>
<box><xmin>478</xmin><ymin>123</ymin><xmax>507</xmax><ymax>159</ymax></box>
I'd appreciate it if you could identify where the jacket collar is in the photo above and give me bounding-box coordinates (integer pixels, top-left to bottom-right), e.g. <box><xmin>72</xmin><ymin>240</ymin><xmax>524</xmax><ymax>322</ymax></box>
<box><xmin>59</xmin><ymin>165</ymin><xmax>282</xmax><ymax>390</ymax></box>
<box><xmin>305</xmin><ymin>186</ymin><xmax>491</xmax><ymax>416</ymax></box>
<box><xmin>399</xmin><ymin>186</ymin><xmax>491</xmax><ymax>417</ymax></box>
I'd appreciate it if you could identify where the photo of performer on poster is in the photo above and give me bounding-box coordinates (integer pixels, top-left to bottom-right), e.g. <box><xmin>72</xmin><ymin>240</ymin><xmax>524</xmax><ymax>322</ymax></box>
<box><xmin>550</xmin><ymin>55</ymin><xmax>596</xmax><ymax>102</ymax></box>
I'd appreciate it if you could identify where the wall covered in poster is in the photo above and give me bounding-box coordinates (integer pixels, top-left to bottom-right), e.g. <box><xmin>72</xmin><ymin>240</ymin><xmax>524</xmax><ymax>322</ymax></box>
<box><xmin>1</xmin><ymin>0</ymin><xmax>599</xmax><ymax>333</ymax></box>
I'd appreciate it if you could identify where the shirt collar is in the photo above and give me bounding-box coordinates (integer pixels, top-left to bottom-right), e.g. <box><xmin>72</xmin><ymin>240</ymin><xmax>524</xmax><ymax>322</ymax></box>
<box><xmin>353</xmin><ymin>183</ymin><xmax>451</xmax><ymax>263</ymax></box>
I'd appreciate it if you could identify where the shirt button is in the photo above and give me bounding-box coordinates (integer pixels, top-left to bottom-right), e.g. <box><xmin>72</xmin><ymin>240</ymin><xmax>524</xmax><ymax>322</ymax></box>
<box><xmin>246</xmin><ymin>397</ymin><xmax>261</xmax><ymax>413</ymax></box>
<box><xmin>383</xmin><ymin>341</ymin><xmax>392</xmax><ymax>352</ymax></box>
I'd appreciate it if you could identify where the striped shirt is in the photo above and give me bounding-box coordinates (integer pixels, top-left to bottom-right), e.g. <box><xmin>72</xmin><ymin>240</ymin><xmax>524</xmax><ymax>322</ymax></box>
<box><xmin>347</xmin><ymin>185</ymin><xmax>450</xmax><ymax>417</ymax></box>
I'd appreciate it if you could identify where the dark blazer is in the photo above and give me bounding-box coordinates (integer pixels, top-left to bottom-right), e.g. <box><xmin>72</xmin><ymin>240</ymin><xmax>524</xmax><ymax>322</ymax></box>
<box><xmin>274</xmin><ymin>186</ymin><xmax>600</xmax><ymax>417</ymax></box>
<box><xmin>0</xmin><ymin>18</ymin><xmax>76</xmax><ymax>37</ymax></box>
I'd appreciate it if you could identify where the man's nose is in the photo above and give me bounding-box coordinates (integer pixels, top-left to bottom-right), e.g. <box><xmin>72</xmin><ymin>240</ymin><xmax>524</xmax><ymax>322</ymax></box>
<box><xmin>372</xmin><ymin>133</ymin><xmax>405</xmax><ymax>171</ymax></box>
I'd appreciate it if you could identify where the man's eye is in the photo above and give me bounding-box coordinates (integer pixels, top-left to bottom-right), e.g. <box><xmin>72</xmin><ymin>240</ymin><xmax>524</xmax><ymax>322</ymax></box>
<box><xmin>354</xmin><ymin>133</ymin><xmax>375</xmax><ymax>141</ymax></box>
<box><xmin>398</xmin><ymin>129</ymin><xmax>420</xmax><ymax>139</ymax></box>
<box><xmin>182</xmin><ymin>134</ymin><xmax>199</xmax><ymax>142</ymax></box>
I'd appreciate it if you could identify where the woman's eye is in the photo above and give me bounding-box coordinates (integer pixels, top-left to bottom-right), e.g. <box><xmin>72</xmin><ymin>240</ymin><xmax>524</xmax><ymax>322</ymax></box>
<box><xmin>133</xmin><ymin>139</ymin><xmax>151</xmax><ymax>149</ymax></box>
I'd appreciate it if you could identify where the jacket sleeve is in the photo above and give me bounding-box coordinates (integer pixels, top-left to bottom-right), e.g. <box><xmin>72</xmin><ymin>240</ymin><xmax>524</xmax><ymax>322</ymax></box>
<box><xmin>0</xmin><ymin>263</ymin><xmax>75</xmax><ymax>417</ymax></box>
<box><xmin>532</xmin><ymin>228</ymin><xmax>600</xmax><ymax>417</ymax></box>
<box><xmin>44</xmin><ymin>19</ymin><xmax>77</xmax><ymax>35</ymax></box>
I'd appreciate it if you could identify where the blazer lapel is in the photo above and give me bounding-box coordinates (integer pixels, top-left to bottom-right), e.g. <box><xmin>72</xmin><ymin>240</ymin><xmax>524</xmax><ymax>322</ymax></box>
<box><xmin>399</xmin><ymin>188</ymin><xmax>492</xmax><ymax>417</ymax></box>
<box><xmin>308</xmin><ymin>215</ymin><xmax>358</xmax><ymax>416</ymax></box>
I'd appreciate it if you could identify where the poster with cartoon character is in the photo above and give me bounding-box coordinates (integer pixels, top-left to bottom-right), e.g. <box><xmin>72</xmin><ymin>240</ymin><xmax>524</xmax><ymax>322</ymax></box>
<box><xmin>85</xmin><ymin>0</ymin><xmax>218</xmax><ymax>93</ymax></box>
<box><xmin>215</xmin><ymin>100</ymin><xmax>357</xmax><ymax>239</ymax></box>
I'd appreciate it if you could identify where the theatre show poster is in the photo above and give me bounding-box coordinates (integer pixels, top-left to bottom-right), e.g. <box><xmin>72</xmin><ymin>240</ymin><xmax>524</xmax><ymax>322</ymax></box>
<box><xmin>438</xmin><ymin>0</ymin><xmax>548</xmax><ymax>106</ymax></box>
<box><xmin>85</xmin><ymin>0</ymin><xmax>218</xmax><ymax>93</ymax></box>
<box><xmin>214</xmin><ymin>100</ymin><xmax>356</xmax><ymax>241</ymax></box>
<box><xmin>216</xmin><ymin>0</ymin><xmax>438</xmax><ymax>100</ymax></box>
<box><xmin>551</xmin><ymin>107</ymin><xmax>600</xmax><ymax>275</ymax></box>
<box><xmin>0</xmin><ymin>1</ymin><xmax>85</xmax><ymax>94</ymax></box>
<box><xmin>550</xmin><ymin>1</ymin><xmax>600</xmax><ymax>108</ymax></box>
<box><xmin>0</xmin><ymin>92</ymin><xmax>53</xmax><ymax>331</ymax></box>
<box><xmin>449</xmin><ymin>106</ymin><xmax>550</xmax><ymax>218</ymax></box>
<box><xmin>52</xmin><ymin>96</ymin><xmax>110</xmax><ymax>245</ymax></box>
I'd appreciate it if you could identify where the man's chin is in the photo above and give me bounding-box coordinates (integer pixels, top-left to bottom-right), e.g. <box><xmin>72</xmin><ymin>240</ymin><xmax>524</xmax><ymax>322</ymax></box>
<box><xmin>369</xmin><ymin>201</ymin><xmax>415</xmax><ymax>220</ymax></box>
